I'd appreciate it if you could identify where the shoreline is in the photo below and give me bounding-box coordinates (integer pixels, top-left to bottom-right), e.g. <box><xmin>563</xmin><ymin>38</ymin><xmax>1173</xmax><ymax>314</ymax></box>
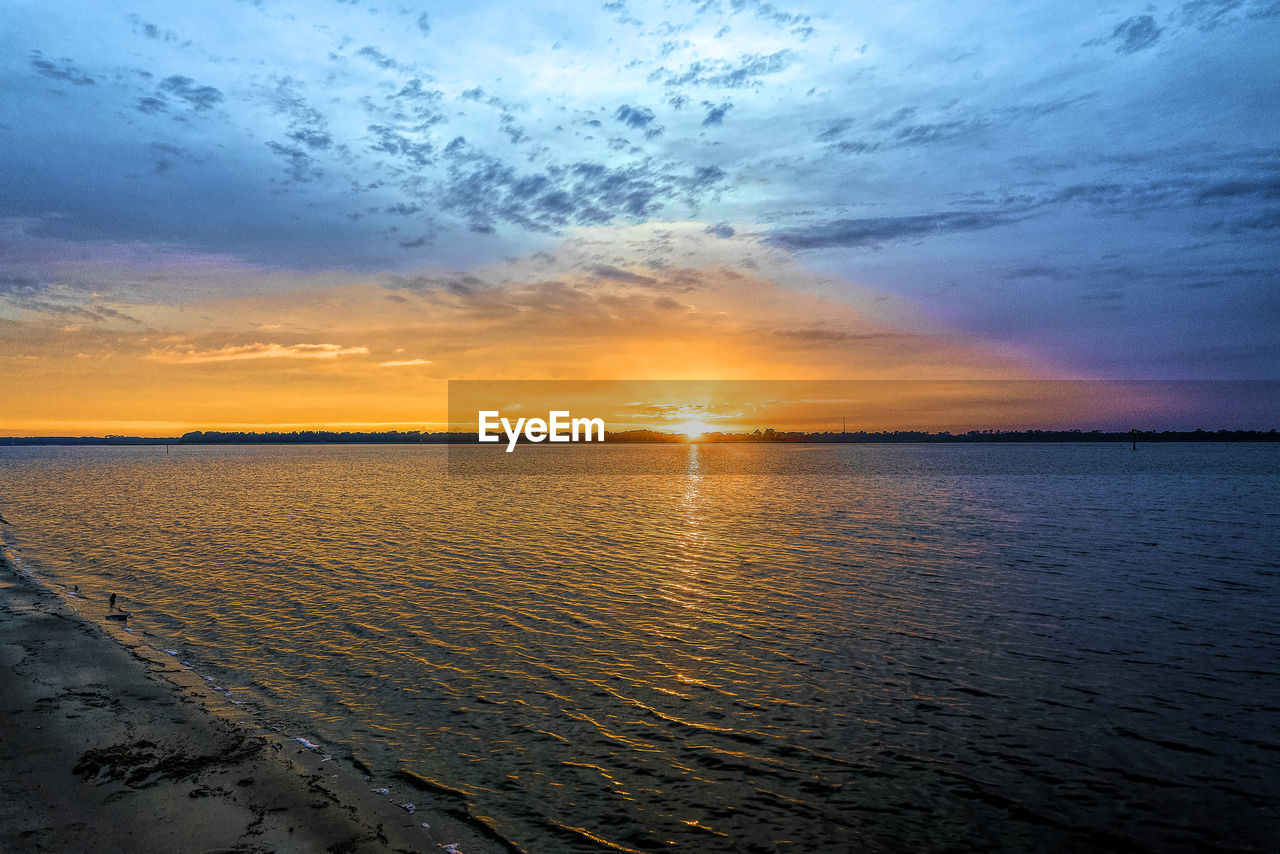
<box><xmin>0</xmin><ymin>543</ymin><xmax>510</xmax><ymax>854</ymax></box>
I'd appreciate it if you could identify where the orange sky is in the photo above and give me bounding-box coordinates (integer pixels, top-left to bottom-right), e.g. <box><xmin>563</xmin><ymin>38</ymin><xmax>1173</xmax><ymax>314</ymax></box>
<box><xmin>2</xmin><ymin>223</ymin><xmax>1062</xmax><ymax>436</ymax></box>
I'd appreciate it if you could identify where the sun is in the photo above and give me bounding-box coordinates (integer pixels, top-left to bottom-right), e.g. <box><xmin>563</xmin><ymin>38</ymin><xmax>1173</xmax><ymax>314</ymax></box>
<box><xmin>676</xmin><ymin>419</ymin><xmax>713</xmax><ymax>439</ymax></box>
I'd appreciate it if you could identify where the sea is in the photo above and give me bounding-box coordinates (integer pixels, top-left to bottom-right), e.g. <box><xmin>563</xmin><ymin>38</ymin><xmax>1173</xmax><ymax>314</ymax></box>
<box><xmin>1</xmin><ymin>443</ymin><xmax>1277</xmax><ymax>852</ymax></box>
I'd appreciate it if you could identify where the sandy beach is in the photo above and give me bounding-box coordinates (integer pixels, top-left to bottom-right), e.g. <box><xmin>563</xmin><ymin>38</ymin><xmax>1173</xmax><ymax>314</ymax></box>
<box><xmin>0</xmin><ymin>549</ymin><xmax>507</xmax><ymax>854</ymax></box>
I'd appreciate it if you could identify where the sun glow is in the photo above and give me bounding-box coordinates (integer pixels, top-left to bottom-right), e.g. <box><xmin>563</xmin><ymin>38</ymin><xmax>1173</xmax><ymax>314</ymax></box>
<box><xmin>676</xmin><ymin>419</ymin><xmax>714</xmax><ymax>439</ymax></box>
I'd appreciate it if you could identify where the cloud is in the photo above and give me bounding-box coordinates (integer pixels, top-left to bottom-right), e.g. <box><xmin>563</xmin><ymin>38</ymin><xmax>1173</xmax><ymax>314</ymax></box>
<box><xmin>1110</xmin><ymin>15</ymin><xmax>1162</xmax><ymax>53</ymax></box>
<box><xmin>149</xmin><ymin>343</ymin><xmax>370</xmax><ymax>364</ymax></box>
<box><xmin>767</xmin><ymin>211</ymin><xmax>1017</xmax><ymax>250</ymax></box>
<box><xmin>386</xmin><ymin>273</ymin><xmax>485</xmax><ymax>295</ymax></box>
<box><xmin>368</xmin><ymin>124</ymin><xmax>435</xmax><ymax>166</ymax></box>
<box><xmin>2</xmin><ymin>0</ymin><xmax>1277</xmax><ymax>383</ymax></box>
<box><xmin>134</xmin><ymin>96</ymin><xmax>168</xmax><ymax>114</ymax></box>
<box><xmin>355</xmin><ymin>45</ymin><xmax>398</xmax><ymax>70</ymax></box>
<box><xmin>615</xmin><ymin>104</ymin><xmax>656</xmax><ymax>129</ymax></box>
<box><xmin>654</xmin><ymin>50</ymin><xmax>794</xmax><ymax>88</ymax></box>
<box><xmin>701</xmin><ymin>101</ymin><xmax>733</xmax><ymax>126</ymax></box>
<box><xmin>265</xmin><ymin>142</ymin><xmax>322</xmax><ymax>183</ymax></box>
<box><xmin>726</xmin><ymin>0</ymin><xmax>812</xmax><ymax>29</ymax></box>
<box><xmin>591</xmin><ymin>265</ymin><xmax>657</xmax><ymax>285</ymax></box>
<box><xmin>266</xmin><ymin>78</ymin><xmax>333</xmax><ymax>151</ymax></box>
<box><xmin>415</xmin><ymin>12</ymin><xmax>431</xmax><ymax>34</ymax></box>
<box><xmin>378</xmin><ymin>358</ymin><xmax>432</xmax><ymax>367</ymax></box>
<box><xmin>1176</xmin><ymin>0</ymin><xmax>1246</xmax><ymax>31</ymax></box>
<box><xmin>30</xmin><ymin>52</ymin><xmax>95</xmax><ymax>86</ymax></box>
<box><xmin>157</xmin><ymin>75</ymin><xmax>224</xmax><ymax>111</ymax></box>
<box><xmin>1194</xmin><ymin>175</ymin><xmax>1280</xmax><ymax>203</ymax></box>
<box><xmin>0</xmin><ymin>274</ymin><xmax>48</xmax><ymax>298</ymax></box>
<box><xmin>434</xmin><ymin>139</ymin><xmax>728</xmax><ymax>233</ymax></box>
<box><xmin>615</xmin><ymin>104</ymin><xmax>663</xmax><ymax>138</ymax></box>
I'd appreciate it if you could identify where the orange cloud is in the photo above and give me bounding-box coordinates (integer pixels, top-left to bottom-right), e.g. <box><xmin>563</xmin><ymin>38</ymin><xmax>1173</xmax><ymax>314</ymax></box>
<box><xmin>148</xmin><ymin>342</ymin><xmax>371</xmax><ymax>364</ymax></box>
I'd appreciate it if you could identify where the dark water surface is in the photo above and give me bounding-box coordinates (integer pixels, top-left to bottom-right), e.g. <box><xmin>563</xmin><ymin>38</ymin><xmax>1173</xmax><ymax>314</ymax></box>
<box><xmin>1</xmin><ymin>443</ymin><xmax>1278</xmax><ymax>852</ymax></box>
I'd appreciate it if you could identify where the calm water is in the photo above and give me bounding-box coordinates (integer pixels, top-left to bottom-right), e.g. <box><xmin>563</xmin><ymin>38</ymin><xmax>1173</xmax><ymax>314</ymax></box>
<box><xmin>2</xmin><ymin>444</ymin><xmax>1278</xmax><ymax>852</ymax></box>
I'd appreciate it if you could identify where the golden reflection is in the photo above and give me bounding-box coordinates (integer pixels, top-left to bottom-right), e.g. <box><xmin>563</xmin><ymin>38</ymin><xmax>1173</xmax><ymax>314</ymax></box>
<box><xmin>660</xmin><ymin>444</ymin><xmax>707</xmax><ymax>617</ymax></box>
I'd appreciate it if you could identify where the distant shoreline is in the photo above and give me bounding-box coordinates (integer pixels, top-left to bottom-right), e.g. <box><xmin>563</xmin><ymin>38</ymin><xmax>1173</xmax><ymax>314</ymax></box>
<box><xmin>1</xmin><ymin>428</ymin><xmax>1277</xmax><ymax>445</ymax></box>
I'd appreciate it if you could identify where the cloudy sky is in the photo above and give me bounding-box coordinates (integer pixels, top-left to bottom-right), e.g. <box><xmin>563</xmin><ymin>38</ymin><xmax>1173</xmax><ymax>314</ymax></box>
<box><xmin>2</xmin><ymin>0</ymin><xmax>1277</xmax><ymax>433</ymax></box>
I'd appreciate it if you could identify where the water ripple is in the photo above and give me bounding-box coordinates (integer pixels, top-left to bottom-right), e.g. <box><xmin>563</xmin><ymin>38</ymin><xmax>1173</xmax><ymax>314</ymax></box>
<box><xmin>1</xmin><ymin>443</ymin><xmax>1278</xmax><ymax>852</ymax></box>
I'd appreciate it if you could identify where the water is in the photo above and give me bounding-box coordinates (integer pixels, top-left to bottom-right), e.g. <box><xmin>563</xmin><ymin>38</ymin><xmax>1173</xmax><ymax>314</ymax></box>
<box><xmin>1</xmin><ymin>443</ymin><xmax>1278</xmax><ymax>852</ymax></box>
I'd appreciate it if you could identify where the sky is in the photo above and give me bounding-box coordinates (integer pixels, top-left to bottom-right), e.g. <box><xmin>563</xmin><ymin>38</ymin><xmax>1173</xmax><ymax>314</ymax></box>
<box><xmin>1</xmin><ymin>0</ymin><xmax>1278</xmax><ymax>434</ymax></box>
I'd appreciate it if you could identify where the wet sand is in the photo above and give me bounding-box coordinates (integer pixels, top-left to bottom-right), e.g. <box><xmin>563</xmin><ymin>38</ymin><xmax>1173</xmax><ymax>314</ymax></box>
<box><xmin>0</xmin><ymin>552</ymin><xmax>505</xmax><ymax>854</ymax></box>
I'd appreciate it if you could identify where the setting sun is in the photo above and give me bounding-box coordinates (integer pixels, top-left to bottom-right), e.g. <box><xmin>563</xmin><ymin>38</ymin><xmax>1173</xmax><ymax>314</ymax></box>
<box><xmin>676</xmin><ymin>419</ymin><xmax>714</xmax><ymax>439</ymax></box>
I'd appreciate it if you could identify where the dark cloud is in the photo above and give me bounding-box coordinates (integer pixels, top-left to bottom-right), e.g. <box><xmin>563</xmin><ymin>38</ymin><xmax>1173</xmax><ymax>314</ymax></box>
<box><xmin>265</xmin><ymin>142</ymin><xmax>322</xmax><ymax>182</ymax></box>
<box><xmin>1176</xmin><ymin>0</ymin><xmax>1246</xmax><ymax>31</ymax></box>
<box><xmin>433</xmin><ymin>138</ymin><xmax>729</xmax><ymax>233</ymax></box>
<box><xmin>288</xmin><ymin>128</ymin><xmax>332</xmax><ymax>150</ymax></box>
<box><xmin>355</xmin><ymin>45</ymin><xmax>398</xmax><ymax>69</ymax></box>
<box><xmin>1110</xmin><ymin>15</ymin><xmax>1162</xmax><ymax>53</ymax></box>
<box><xmin>158</xmin><ymin>75</ymin><xmax>224</xmax><ymax>111</ymax></box>
<box><xmin>1229</xmin><ymin>209</ymin><xmax>1280</xmax><ymax>231</ymax></box>
<box><xmin>1003</xmin><ymin>265</ymin><xmax>1074</xmax><ymax>281</ymax></box>
<box><xmin>415</xmin><ymin>12</ymin><xmax>431</xmax><ymax>34</ymax></box>
<box><xmin>591</xmin><ymin>265</ymin><xmax>657</xmax><ymax>285</ymax></box>
<box><xmin>701</xmin><ymin>100</ymin><xmax>733</xmax><ymax>125</ymax></box>
<box><xmin>30</xmin><ymin>52</ymin><xmax>95</xmax><ymax>86</ymax></box>
<box><xmin>727</xmin><ymin>0</ymin><xmax>811</xmax><ymax>28</ymax></box>
<box><xmin>704</xmin><ymin>222</ymin><xmax>735</xmax><ymax>238</ymax></box>
<box><xmin>654</xmin><ymin>49</ymin><xmax>794</xmax><ymax>88</ymax></box>
<box><xmin>500</xmin><ymin>114</ymin><xmax>528</xmax><ymax>145</ymax></box>
<box><xmin>0</xmin><ymin>276</ymin><xmax>140</xmax><ymax>324</ymax></box>
<box><xmin>816</xmin><ymin>118</ymin><xmax>853</xmax><ymax>142</ymax></box>
<box><xmin>267</xmin><ymin>78</ymin><xmax>333</xmax><ymax>151</ymax></box>
<box><xmin>602</xmin><ymin>0</ymin><xmax>642</xmax><ymax>25</ymax></box>
<box><xmin>127</xmin><ymin>14</ymin><xmax>178</xmax><ymax>42</ymax></box>
<box><xmin>833</xmin><ymin>140</ymin><xmax>879</xmax><ymax>154</ymax></box>
<box><xmin>615</xmin><ymin>104</ymin><xmax>656</xmax><ymax>129</ymax></box>
<box><xmin>821</xmin><ymin>98</ymin><xmax>1093</xmax><ymax>156</ymax></box>
<box><xmin>615</xmin><ymin>104</ymin><xmax>663</xmax><ymax>139</ymax></box>
<box><xmin>893</xmin><ymin>120</ymin><xmax>978</xmax><ymax>146</ymax></box>
<box><xmin>873</xmin><ymin>107</ymin><xmax>918</xmax><ymax>131</ymax></box>
<box><xmin>394</xmin><ymin>78</ymin><xmax>443</xmax><ymax>106</ymax></box>
<box><xmin>368</xmin><ymin>124</ymin><xmax>434</xmax><ymax>166</ymax></box>
<box><xmin>149</xmin><ymin>141</ymin><xmax>202</xmax><ymax>175</ymax></box>
<box><xmin>771</xmin><ymin>326</ymin><xmax>896</xmax><ymax>345</ymax></box>
<box><xmin>1194</xmin><ymin>175</ymin><xmax>1280</xmax><ymax>203</ymax></box>
<box><xmin>0</xmin><ymin>275</ymin><xmax>48</xmax><ymax>298</ymax></box>
<box><xmin>457</xmin><ymin>86</ymin><xmax>520</xmax><ymax>116</ymax></box>
<box><xmin>1248</xmin><ymin>0</ymin><xmax>1280</xmax><ymax>19</ymax></box>
<box><xmin>768</xmin><ymin>211</ymin><xmax>1016</xmax><ymax>250</ymax></box>
<box><xmin>365</xmin><ymin>79</ymin><xmax>447</xmax><ymax>133</ymax></box>
<box><xmin>91</xmin><ymin>304</ymin><xmax>142</xmax><ymax>323</ymax></box>
<box><xmin>766</xmin><ymin>159</ymin><xmax>1280</xmax><ymax>260</ymax></box>
<box><xmin>386</xmin><ymin>273</ymin><xmax>485</xmax><ymax>295</ymax></box>
<box><xmin>134</xmin><ymin>96</ymin><xmax>168</xmax><ymax>114</ymax></box>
